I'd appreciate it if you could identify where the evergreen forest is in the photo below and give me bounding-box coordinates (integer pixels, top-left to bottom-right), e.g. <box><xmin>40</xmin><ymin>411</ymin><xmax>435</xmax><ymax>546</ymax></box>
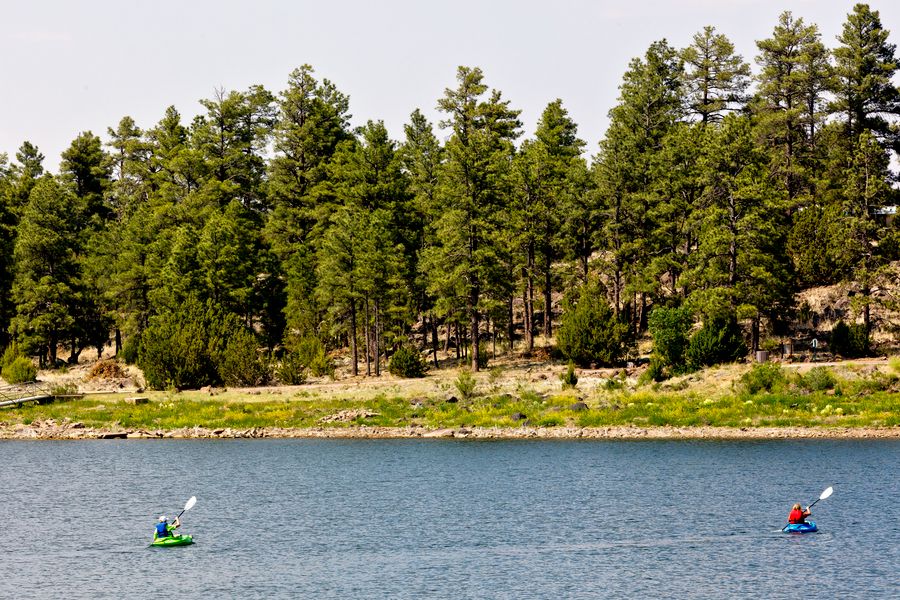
<box><xmin>1</xmin><ymin>4</ymin><xmax>899</xmax><ymax>389</ymax></box>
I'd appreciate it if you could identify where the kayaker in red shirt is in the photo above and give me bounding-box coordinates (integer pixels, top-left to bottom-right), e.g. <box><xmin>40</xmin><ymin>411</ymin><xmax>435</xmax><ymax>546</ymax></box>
<box><xmin>788</xmin><ymin>503</ymin><xmax>811</xmax><ymax>524</ymax></box>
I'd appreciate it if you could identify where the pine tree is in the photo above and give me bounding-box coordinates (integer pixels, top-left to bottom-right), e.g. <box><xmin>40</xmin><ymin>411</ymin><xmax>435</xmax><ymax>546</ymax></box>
<box><xmin>649</xmin><ymin>122</ymin><xmax>707</xmax><ymax>299</ymax></box>
<box><xmin>424</xmin><ymin>66</ymin><xmax>521</xmax><ymax>370</ymax></box>
<box><xmin>686</xmin><ymin>115</ymin><xmax>792</xmax><ymax>350</ymax></box>
<box><xmin>0</xmin><ymin>155</ymin><xmax>15</xmax><ymax>348</ymax></box>
<box><xmin>325</xmin><ymin>121</ymin><xmax>414</xmax><ymax>374</ymax></box>
<box><xmin>825</xmin><ymin>131</ymin><xmax>895</xmax><ymax>335</ymax></box>
<box><xmin>558</xmin><ymin>158</ymin><xmax>596</xmax><ymax>282</ymax></box>
<box><xmin>357</xmin><ymin>208</ymin><xmax>409</xmax><ymax>375</ymax></box>
<box><xmin>10</xmin><ymin>176</ymin><xmax>83</xmax><ymax>365</ymax></box>
<box><xmin>594</xmin><ymin>40</ymin><xmax>684</xmax><ymax>331</ymax></box>
<box><xmin>400</xmin><ymin>109</ymin><xmax>445</xmax><ymax>364</ymax></box>
<box><xmin>60</xmin><ymin>131</ymin><xmax>111</xmax><ymax>226</ymax></box>
<box><xmin>266</xmin><ymin>65</ymin><xmax>352</xmax><ymax>340</ymax></box>
<box><xmin>754</xmin><ymin>12</ymin><xmax>832</xmax><ymax>204</ymax></box>
<box><xmin>681</xmin><ymin>26</ymin><xmax>751</xmax><ymax>123</ymax></box>
<box><xmin>197</xmin><ymin>200</ymin><xmax>267</xmax><ymax>324</ymax></box>
<box><xmin>831</xmin><ymin>3</ymin><xmax>900</xmax><ymax>153</ymax></box>
<box><xmin>59</xmin><ymin>131</ymin><xmax>115</xmax><ymax>360</ymax></box>
<box><xmin>193</xmin><ymin>85</ymin><xmax>276</xmax><ymax>210</ymax></box>
<box><xmin>106</xmin><ymin>116</ymin><xmax>150</xmax><ymax>220</ymax></box>
<box><xmin>9</xmin><ymin>142</ymin><xmax>44</xmax><ymax>214</ymax></box>
<box><xmin>317</xmin><ymin>206</ymin><xmax>365</xmax><ymax>375</ymax></box>
<box><xmin>532</xmin><ymin>100</ymin><xmax>585</xmax><ymax>338</ymax></box>
<box><xmin>512</xmin><ymin>101</ymin><xmax>585</xmax><ymax>349</ymax></box>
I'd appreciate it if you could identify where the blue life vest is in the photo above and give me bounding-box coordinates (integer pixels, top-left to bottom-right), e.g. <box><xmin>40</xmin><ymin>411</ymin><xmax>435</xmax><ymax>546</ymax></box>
<box><xmin>156</xmin><ymin>521</ymin><xmax>170</xmax><ymax>537</ymax></box>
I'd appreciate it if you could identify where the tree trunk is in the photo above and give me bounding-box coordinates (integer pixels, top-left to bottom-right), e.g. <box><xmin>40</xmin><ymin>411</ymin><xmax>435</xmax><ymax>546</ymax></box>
<box><xmin>728</xmin><ymin>194</ymin><xmax>737</xmax><ymax>288</ymax></box>
<box><xmin>492</xmin><ymin>320</ymin><xmax>497</xmax><ymax>359</ymax></box>
<box><xmin>614</xmin><ymin>268</ymin><xmax>622</xmax><ymax>318</ymax></box>
<box><xmin>49</xmin><ymin>333</ymin><xmax>58</xmax><ymax>366</ymax></box>
<box><xmin>431</xmin><ymin>314</ymin><xmax>439</xmax><ymax>368</ymax></box>
<box><xmin>364</xmin><ymin>297</ymin><xmax>371</xmax><ymax>376</ymax></box>
<box><xmin>751</xmin><ymin>316</ymin><xmax>760</xmax><ymax>352</ymax></box>
<box><xmin>470</xmin><ymin>306</ymin><xmax>480</xmax><ymax>372</ymax></box>
<box><xmin>581</xmin><ymin>246</ymin><xmax>589</xmax><ymax>281</ymax></box>
<box><xmin>863</xmin><ymin>285</ymin><xmax>871</xmax><ymax>336</ymax></box>
<box><xmin>523</xmin><ymin>274</ymin><xmax>533</xmax><ymax>352</ymax></box>
<box><xmin>507</xmin><ymin>296</ymin><xmax>515</xmax><ymax>355</ymax></box>
<box><xmin>639</xmin><ymin>293</ymin><xmax>647</xmax><ymax>333</ymax></box>
<box><xmin>543</xmin><ymin>260</ymin><xmax>552</xmax><ymax>338</ymax></box>
<box><xmin>349</xmin><ymin>298</ymin><xmax>358</xmax><ymax>376</ymax></box>
<box><xmin>374</xmin><ymin>301</ymin><xmax>381</xmax><ymax>376</ymax></box>
<box><xmin>115</xmin><ymin>329</ymin><xmax>122</xmax><ymax>355</ymax></box>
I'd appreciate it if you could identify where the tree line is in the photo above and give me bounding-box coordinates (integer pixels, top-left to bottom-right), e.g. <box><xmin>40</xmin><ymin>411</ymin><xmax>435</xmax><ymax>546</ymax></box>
<box><xmin>0</xmin><ymin>4</ymin><xmax>898</xmax><ymax>386</ymax></box>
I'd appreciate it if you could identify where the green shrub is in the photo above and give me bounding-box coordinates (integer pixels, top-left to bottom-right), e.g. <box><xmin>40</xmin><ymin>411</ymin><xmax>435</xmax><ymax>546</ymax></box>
<box><xmin>686</xmin><ymin>316</ymin><xmax>746</xmax><ymax>370</ymax></box>
<box><xmin>138</xmin><ymin>297</ymin><xmax>262</xmax><ymax>390</ymax></box>
<box><xmin>797</xmin><ymin>366</ymin><xmax>836</xmax><ymax>392</ymax></box>
<box><xmin>50</xmin><ymin>382</ymin><xmax>78</xmax><ymax>396</ymax></box>
<box><xmin>295</xmin><ymin>335</ymin><xmax>334</xmax><ymax>378</ymax></box>
<box><xmin>276</xmin><ymin>351</ymin><xmax>308</xmax><ymax>385</ymax></box>
<box><xmin>455</xmin><ymin>368</ymin><xmax>477</xmax><ymax>400</ymax></box>
<box><xmin>560</xmin><ymin>362</ymin><xmax>578</xmax><ymax>389</ymax></box>
<box><xmin>739</xmin><ymin>363</ymin><xmax>786</xmax><ymax>394</ymax></box>
<box><xmin>475</xmin><ymin>343</ymin><xmax>489</xmax><ymax>369</ymax></box>
<box><xmin>603</xmin><ymin>377</ymin><xmax>625</xmax><ymax>391</ymax></box>
<box><xmin>830</xmin><ymin>320</ymin><xmax>869</xmax><ymax>358</ymax></box>
<box><xmin>2</xmin><ymin>342</ymin><xmax>21</xmax><ymax>369</ymax></box>
<box><xmin>2</xmin><ymin>356</ymin><xmax>37</xmax><ymax>383</ymax></box>
<box><xmin>119</xmin><ymin>335</ymin><xmax>140</xmax><ymax>365</ymax></box>
<box><xmin>219</xmin><ymin>329</ymin><xmax>272</xmax><ymax>387</ymax></box>
<box><xmin>519</xmin><ymin>388</ymin><xmax>543</xmax><ymax>403</ymax></box>
<box><xmin>890</xmin><ymin>356</ymin><xmax>900</xmax><ymax>375</ymax></box>
<box><xmin>389</xmin><ymin>346</ymin><xmax>428</xmax><ymax>378</ymax></box>
<box><xmin>557</xmin><ymin>279</ymin><xmax>629</xmax><ymax>367</ymax></box>
<box><xmin>640</xmin><ymin>357</ymin><xmax>667</xmax><ymax>385</ymax></box>
<box><xmin>648</xmin><ymin>306</ymin><xmax>693</xmax><ymax>375</ymax></box>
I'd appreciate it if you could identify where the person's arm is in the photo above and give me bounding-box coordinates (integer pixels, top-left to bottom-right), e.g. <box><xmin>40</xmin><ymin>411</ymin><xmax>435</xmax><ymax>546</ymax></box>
<box><xmin>173</xmin><ymin>517</ymin><xmax>181</xmax><ymax>529</ymax></box>
<box><xmin>803</xmin><ymin>507</ymin><xmax>812</xmax><ymax>517</ymax></box>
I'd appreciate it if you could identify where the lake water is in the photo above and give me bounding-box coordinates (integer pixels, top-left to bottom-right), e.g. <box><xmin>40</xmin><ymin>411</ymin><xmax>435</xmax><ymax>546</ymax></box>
<box><xmin>1</xmin><ymin>439</ymin><xmax>898</xmax><ymax>599</ymax></box>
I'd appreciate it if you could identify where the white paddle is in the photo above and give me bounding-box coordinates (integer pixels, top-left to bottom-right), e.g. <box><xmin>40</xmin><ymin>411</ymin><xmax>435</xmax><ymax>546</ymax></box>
<box><xmin>807</xmin><ymin>486</ymin><xmax>833</xmax><ymax>510</ymax></box>
<box><xmin>175</xmin><ymin>496</ymin><xmax>197</xmax><ymax>520</ymax></box>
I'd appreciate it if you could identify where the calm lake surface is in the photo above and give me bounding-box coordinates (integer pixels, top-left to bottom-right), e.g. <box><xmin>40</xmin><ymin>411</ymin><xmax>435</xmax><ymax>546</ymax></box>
<box><xmin>1</xmin><ymin>439</ymin><xmax>898</xmax><ymax>599</ymax></box>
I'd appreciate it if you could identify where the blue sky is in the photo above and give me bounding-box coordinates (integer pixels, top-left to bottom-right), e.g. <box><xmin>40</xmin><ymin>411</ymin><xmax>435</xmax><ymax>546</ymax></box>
<box><xmin>1</xmin><ymin>0</ymin><xmax>898</xmax><ymax>170</ymax></box>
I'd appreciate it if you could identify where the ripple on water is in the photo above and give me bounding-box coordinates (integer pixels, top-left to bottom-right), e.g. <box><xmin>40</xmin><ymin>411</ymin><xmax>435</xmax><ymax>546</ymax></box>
<box><xmin>0</xmin><ymin>439</ymin><xmax>897</xmax><ymax>599</ymax></box>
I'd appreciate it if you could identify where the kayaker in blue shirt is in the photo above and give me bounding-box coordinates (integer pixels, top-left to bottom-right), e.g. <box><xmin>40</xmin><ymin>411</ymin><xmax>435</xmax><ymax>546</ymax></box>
<box><xmin>155</xmin><ymin>515</ymin><xmax>181</xmax><ymax>539</ymax></box>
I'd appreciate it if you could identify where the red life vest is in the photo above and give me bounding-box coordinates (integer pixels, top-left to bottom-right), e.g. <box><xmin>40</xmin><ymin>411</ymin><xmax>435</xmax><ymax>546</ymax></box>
<box><xmin>788</xmin><ymin>508</ymin><xmax>805</xmax><ymax>523</ymax></box>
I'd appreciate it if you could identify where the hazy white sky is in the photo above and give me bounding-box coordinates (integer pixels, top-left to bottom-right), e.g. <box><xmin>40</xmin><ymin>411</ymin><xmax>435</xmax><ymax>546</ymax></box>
<box><xmin>1</xmin><ymin>0</ymin><xmax>898</xmax><ymax>171</ymax></box>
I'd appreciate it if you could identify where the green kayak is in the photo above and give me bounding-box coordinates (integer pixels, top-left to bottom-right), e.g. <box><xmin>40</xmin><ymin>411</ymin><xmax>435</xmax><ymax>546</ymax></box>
<box><xmin>151</xmin><ymin>534</ymin><xmax>193</xmax><ymax>547</ymax></box>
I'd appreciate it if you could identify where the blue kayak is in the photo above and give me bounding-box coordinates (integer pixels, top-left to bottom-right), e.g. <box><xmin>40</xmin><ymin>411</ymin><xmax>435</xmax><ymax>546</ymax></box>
<box><xmin>783</xmin><ymin>521</ymin><xmax>817</xmax><ymax>533</ymax></box>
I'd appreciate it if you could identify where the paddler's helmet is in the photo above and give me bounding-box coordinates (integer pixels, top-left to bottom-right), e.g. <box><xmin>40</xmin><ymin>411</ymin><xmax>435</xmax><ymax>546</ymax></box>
<box><xmin>159</xmin><ymin>515</ymin><xmax>167</xmax><ymax>522</ymax></box>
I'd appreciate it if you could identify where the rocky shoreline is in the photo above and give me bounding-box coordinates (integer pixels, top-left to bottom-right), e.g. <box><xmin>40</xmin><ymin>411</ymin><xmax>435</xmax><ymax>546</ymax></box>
<box><xmin>3</xmin><ymin>419</ymin><xmax>900</xmax><ymax>440</ymax></box>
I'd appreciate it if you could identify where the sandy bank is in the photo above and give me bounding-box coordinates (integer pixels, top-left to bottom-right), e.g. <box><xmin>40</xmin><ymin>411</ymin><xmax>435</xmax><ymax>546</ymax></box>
<box><xmin>2</xmin><ymin>420</ymin><xmax>899</xmax><ymax>441</ymax></box>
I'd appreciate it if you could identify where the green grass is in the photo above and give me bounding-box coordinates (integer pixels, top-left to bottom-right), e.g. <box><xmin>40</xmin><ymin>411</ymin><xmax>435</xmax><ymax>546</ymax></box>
<box><xmin>2</xmin><ymin>383</ymin><xmax>899</xmax><ymax>430</ymax></box>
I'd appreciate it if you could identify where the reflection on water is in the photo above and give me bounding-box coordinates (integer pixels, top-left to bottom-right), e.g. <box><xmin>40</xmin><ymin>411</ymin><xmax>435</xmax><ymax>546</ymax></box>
<box><xmin>1</xmin><ymin>439</ymin><xmax>897</xmax><ymax>598</ymax></box>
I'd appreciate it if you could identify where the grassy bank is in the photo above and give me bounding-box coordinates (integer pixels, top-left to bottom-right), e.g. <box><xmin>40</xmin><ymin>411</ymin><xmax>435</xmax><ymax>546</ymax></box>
<box><xmin>3</xmin><ymin>361</ymin><xmax>899</xmax><ymax>431</ymax></box>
